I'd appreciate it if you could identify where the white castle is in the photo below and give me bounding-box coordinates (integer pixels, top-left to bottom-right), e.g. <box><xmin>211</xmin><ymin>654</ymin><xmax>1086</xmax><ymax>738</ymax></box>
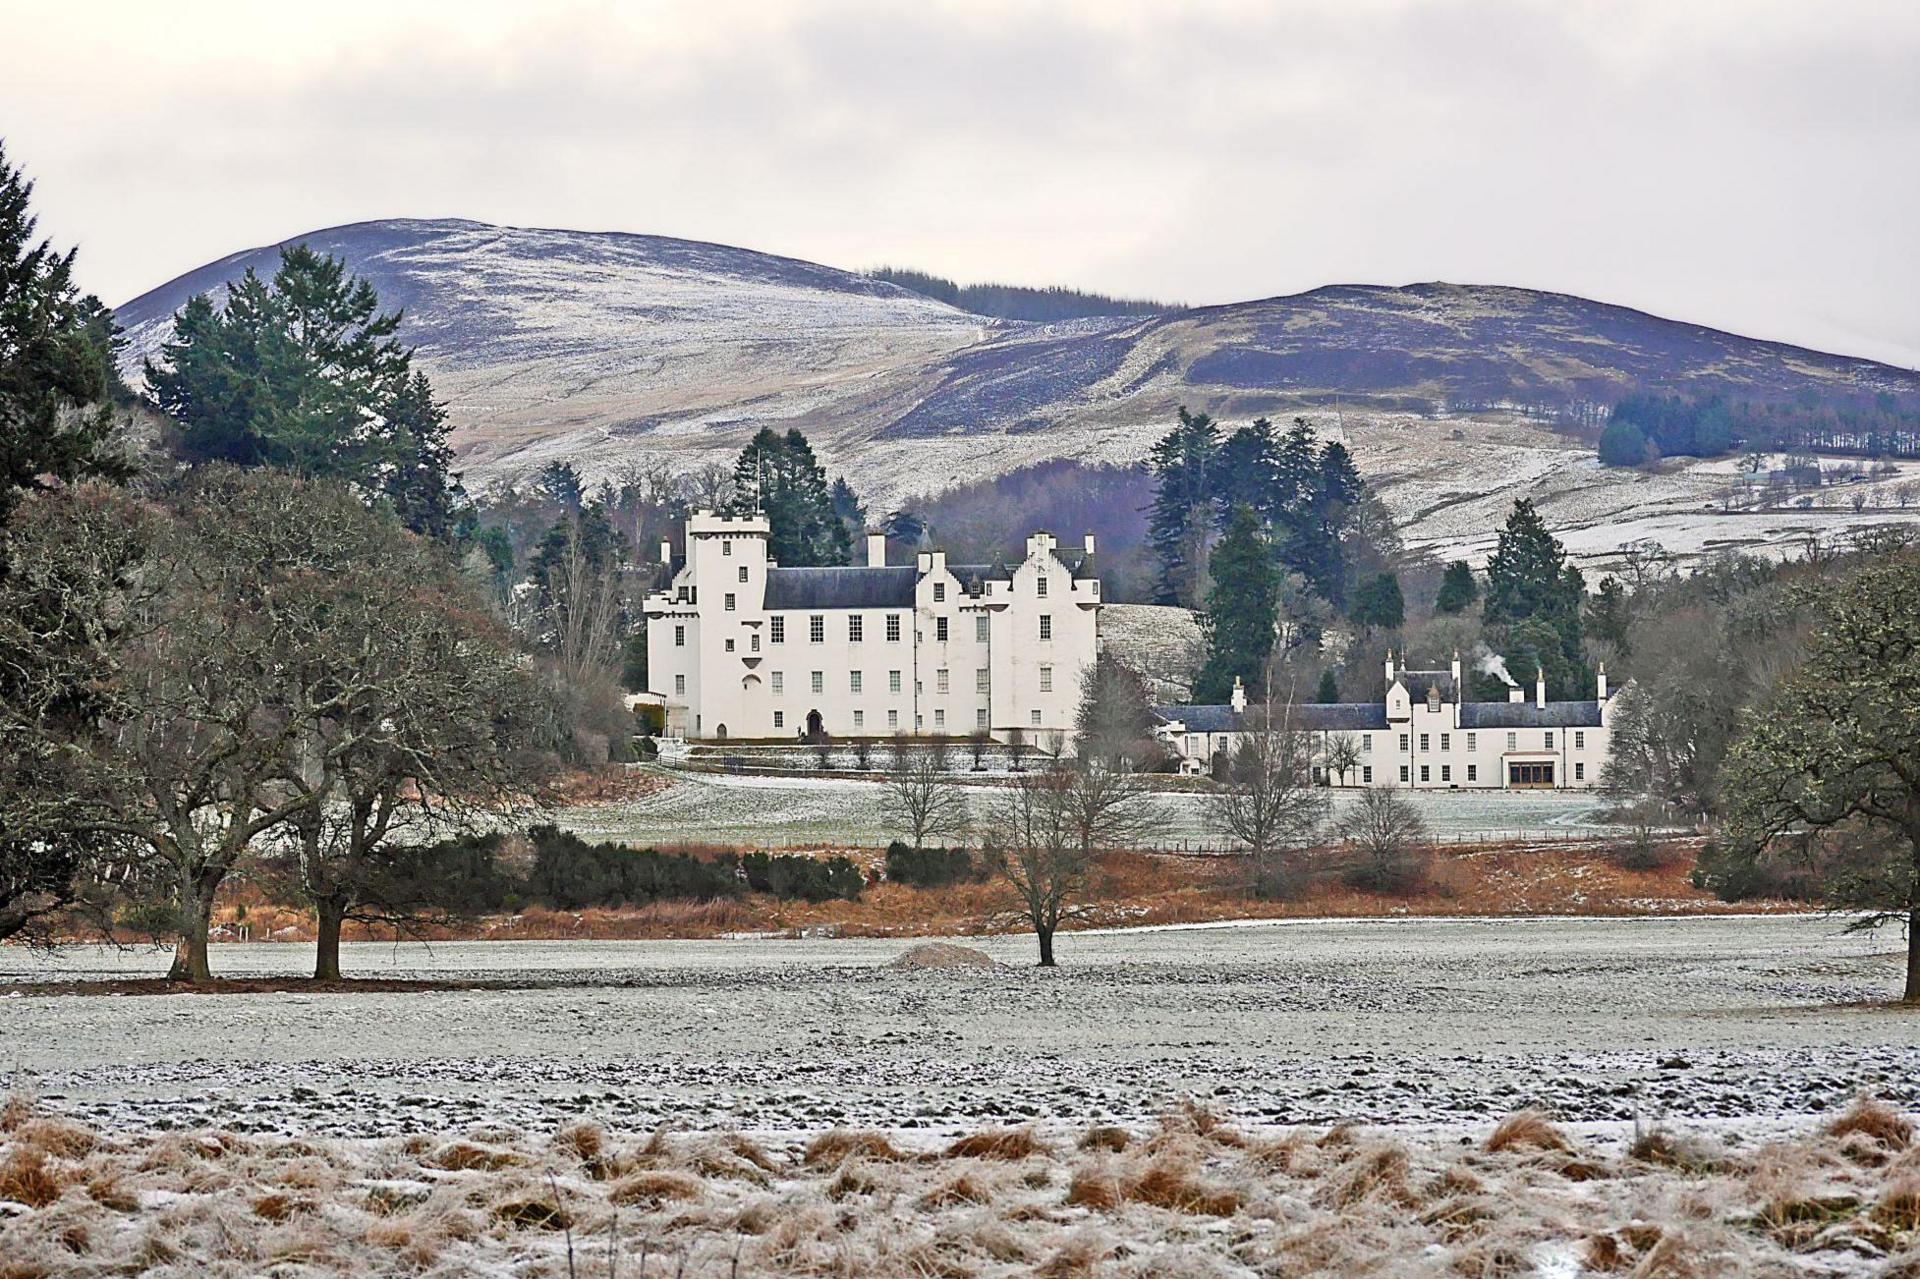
<box><xmin>644</xmin><ymin>510</ymin><xmax>1100</xmax><ymax>744</ymax></box>
<box><xmin>1153</xmin><ymin>652</ymin><xmax>1620</xmax><ymax>789</ymax></box>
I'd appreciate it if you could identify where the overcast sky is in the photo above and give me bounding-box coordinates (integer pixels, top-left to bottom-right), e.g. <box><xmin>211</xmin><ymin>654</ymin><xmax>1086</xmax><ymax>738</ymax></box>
<box><xmin>6</xmin><ymin>0</ymin><xmax>1917</xmax><ymax>366</ymax></box>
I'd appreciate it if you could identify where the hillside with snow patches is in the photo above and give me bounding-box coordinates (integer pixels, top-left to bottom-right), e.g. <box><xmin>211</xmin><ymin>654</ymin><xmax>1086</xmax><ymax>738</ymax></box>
<box><xmin>117</xmin><ymin>218</ymin><xmax>1920</xmax><ymax>566</ymax></box>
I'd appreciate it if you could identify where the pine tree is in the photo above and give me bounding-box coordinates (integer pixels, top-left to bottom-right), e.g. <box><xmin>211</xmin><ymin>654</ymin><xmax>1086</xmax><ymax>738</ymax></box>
<box><xmin>1315</xmin><ymin>669</ymin><xmax>1341</xmax><ymax>704</ymax></box>
<box><xmin>0</xmin><ymin>140</ymin><xmax>129</xmax><ymax>537</ymax></box>
<box><xmin>1194</xmin><ymin>504</ymin><xmax>1278</xmax><ymax>702</ymax></box>
<box><xmin>732</xmin><ymin>427</ymin><xmax>851</xmax><ymax>565</ymax></box>
<box><xmin>1348</xmin><ymin>572</ymin><xmax>1405</xmax><ymax>631</ymax></box>
<box><xmin>144</xmin><ymin>245</ymin><xmax>459</xmax><ymax>531</ymax></box>
<box><xmin>1146</xmin><ymin>407</ymin><xmax>1220</xmax><ymax>606</ymax></box>
<box><xmin>1483</xmin><ymin>500</ymin><xmax>1588</xmax><ymax>697</ymax></box>
<box><xmin>1213</xmin><ymin>417</ymin><xmax>1282</xmax><ymax>526</ymax></box>
<box><xmin>1435</xmin><ymin>561</ymin><xmax>1478</xmax><ymax>615</ymax></box>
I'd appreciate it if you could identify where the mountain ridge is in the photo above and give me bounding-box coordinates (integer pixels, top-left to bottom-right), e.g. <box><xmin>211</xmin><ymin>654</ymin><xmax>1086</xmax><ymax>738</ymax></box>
<box><xmin>113</xmin><ymin>218</ymin><xmax>1920</xmax><ymax>569</ymax></box>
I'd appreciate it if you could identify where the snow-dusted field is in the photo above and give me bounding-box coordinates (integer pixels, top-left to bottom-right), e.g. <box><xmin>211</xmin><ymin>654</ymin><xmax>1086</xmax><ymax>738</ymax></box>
<box><xmin>4</xmin><ymin>916</ymin><xmax>1912</xmax><ymax>1141</ymax></box>
<box><xmin>556</xmin><ymin>766</ymin><xmax>1622</xmax><ymax>849</ymax></box>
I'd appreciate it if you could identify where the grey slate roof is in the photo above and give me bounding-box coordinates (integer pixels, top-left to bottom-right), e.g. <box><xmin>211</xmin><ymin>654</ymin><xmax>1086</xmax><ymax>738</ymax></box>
<box><xmin>1459</xmin><ymin>700</ymin><xmax>1604</xmax><ymax>729</ymax></box>
<box><xmin>763</xmin><ymin>566</ymin><xmax>917</xmax><ymax>610</ymax></box>
<box><xmin>1397</xmin><ymin>669</ymin><xmax>1460</xmax><ymax>702</ymax></box>
<box><xmin>1153</xmin><ymin>702</ymin><xmax>1389</xmax><ymax>733</ymax></box>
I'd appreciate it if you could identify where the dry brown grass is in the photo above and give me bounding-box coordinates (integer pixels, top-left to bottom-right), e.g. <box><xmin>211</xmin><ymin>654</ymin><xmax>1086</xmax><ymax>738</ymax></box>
<box><xmin>5</xmin><ymin>1100</ymin><xmax>1919</xmax><ymax>1275</ymax></box>
<box><xmin>1828</xmin><ymin>1094</ymin><xmax>1915</xmax><ymax>1151</ymax></box>
<box><xmin>1077</xmin><ymin>1125</ymin><xmax>1131</xmax><ymax>1154</ymax></box>
<box><xmin>943</xmin><ymin>1126</ymin><xmax>1046</xmax><ymax>1161</ymax></box>
<box><xmin>1483</xmin><ymin>1109</ymin><xmax>1572</xmax><ymax>1154</ymax></box>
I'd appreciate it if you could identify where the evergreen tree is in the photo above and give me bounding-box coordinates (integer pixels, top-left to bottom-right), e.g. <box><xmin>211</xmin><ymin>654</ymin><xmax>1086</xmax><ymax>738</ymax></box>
<box><xmin>144</xmin><ymin>245</ymin><xmax>459</xmax><ymax>533</ymax></box>
<box><xmin>1315</xmin><ymin>669</ymin><xmax>1341</xmax><ymax>704</ymax></box>
<box><xmin>1348</xmin><ymin>572</ymin><xmax>1405</xmax><ymax>631</ymax></box>
<box><xmin>1146</xmin><ymin>407</ymin><xmax>1220</xmax><ymax>606</ymax></box>
<box><xmin>1597</xmin><ymin>419</ymin><xmax>1649</xmax><ymax>468</ymax></box>
<box><xmin>731</xmin><ymin>427</ymin><xmax>851</xmax><ymax>566</ymax></box>
<box><xmin>1213</xmin><ymin>417</ymin><xmax>1282</xmax><ymax>526</ymax></box>
<box><xmin>535</xmin><ymin>460</ymin><xmax>585</xmax><ymax>513</ymax></box>
<box><xmin>0</xmin><ymin>140</ymin><xmax>130</xmax><ymax>538</ymax></box>
<box><xmin>830</xmin><ymin>476</ymin><xmax>867</xmax><ymax>547</ymax></box>
<box><xmin>1435</xmin><ymin>561</ymin><xmax>1478</xmax><ymax>615</ymax></box>
<box><xmin>1483</xmin><ymin>500</ymin><xmax>1588</xmax><ymax>698</ymax></box>
<box><xmin>1194</xmin><ymin>504</ymin><xmax>1278</xmax><ymax>702</ymax></box>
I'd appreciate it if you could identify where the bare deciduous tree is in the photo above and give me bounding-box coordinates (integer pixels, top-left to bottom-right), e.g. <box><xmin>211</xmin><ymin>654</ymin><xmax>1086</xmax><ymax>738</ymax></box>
<box><xmin>1212</xmin><ymin>698</ymin><xmax>1328</xmax><ymax>898</ymax></box>
<box><xmin>986</xmin><ymin>757</ymin><xmax>1160</xmax><ymax>966</ymax></box>
<box><xmin>880</xmin><ymin>735</ymin><xmax>968</xmax><ymax>849</ymax></box>
<box><xmin>1336</xmin><ymin>786</ymin><xmax>1431</xmax><ymax>895</ymax></box>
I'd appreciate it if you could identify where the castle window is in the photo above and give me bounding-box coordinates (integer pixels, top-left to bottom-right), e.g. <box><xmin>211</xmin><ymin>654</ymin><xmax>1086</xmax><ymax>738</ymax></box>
<box><xmin>1420</xmin><ymin>765</ymin><xmax>1430</xmax><ymax>782</ymax></box>
<box><xmin>935</xmin><ymin>709</ymin><xmax>946</xmax><ymax>728</ymax></box>
<box><xmin>738</xmin><ymin>566</ymin><xmax>748</xmax><ymax>583</ymax></box>
<box><xmin>886</xmin><ymin>614</ymin><xmax>901</xmax><ymax>642</ymax></box>
<box><xmin>750</xmin><ymin>633</ymin><xmax>760</xmax><ymax>652</ymax></box>
<box><xmin>1031</xmin><ymin>709</ymin><xmax>1042</xmax><ymax>726</ymax></box>
<box><xmin>1419</xmin><ymin>733</ymin><xmax>1429</xmax><ymax>751</ymax></box>
<box><xmin>889</xmin><ymin>670</ymin><xmax>902</xmax><ymax>694</ymax></box>
<box><xmin>771</xmin><ymin>671</ymin><xmax>783</xmax><ymax>694</ymax></box>
<box><xmin>1441</xmin><ymin>765</ymin><xmax>1451</xmax><ymax>782</ymax></box>
<box><xmin>1363</xmin><ymin>766</ymin><xmax>1373</xmax><ymax>783</ymax></box>
<box><xmin>1039</xmin><ymin>614</ymin><xmax>1052</xmax><ymax>641</ymax></box>
<box><xmin>849</xmin><ymin>615</ymin><xmax>863</xmax><ymax>643</ymax></box>
<box><xmin>1544</xmin><ymin>731</ymin><xmax>1555</xmax><ymax>749</ymax></box>
<box><xmin>770</xmin><ymin>617</ymin><xmax>784</xmax><ymax>644</ymax></box>
<box><xmin>1399</xmin><ymin>734</ymin><xmax>1409</xmax><ymax>752</ymax></box>
<box><xmin>1361</xmin><ymin>735</ymin><xmax>1372</xmax><ymax>754</ymax></box>
<box><xmin>773</xmin><ymin>711</ymin><xmax>784</xmax><ymax>729</ymax></box>
<box><xmin>1399</xmin><ymin>765</ymin><xmax>1409</xmax><ymax>782</ymax></box>
<box><xmin>1036</xmin><ymin>576</ymin><xmax>1048</xmax><ymax>597</ymax></box>
<box><xmin>1040</xmin><ymin>665</ymin><xmax>1053</xmax><ymax>693</ymax></box>
<box><xmin>1466</xmin><ymin>732</ymin><xmax>1477</xmax><ymax>751</ymax></box>
<box><xmin>853</xmin><ymin>710</ymin><xmax>864</xmax><ymax>729</ymax></box>
<box><xmin>1575</xmin><ymin>762</ymin><xmax>1585</xmax><ymax>781</ymax></box>
<box><xmin>725</xmin><ymin>639</ymin><xmax>734</xmax><ymax>652</ymax></box>
<box><xmin>1468</xmin><ymin>764</ymin><xmax>1478</xmax><ymax>782</ymax></box>
<box><xmin>1507</xmin><ymin>732</ymin><xmax>1517</xmax><ymax>751</ymax></box>
<box><xmin>888</xmin><ymin>709</ymin><xmax>899</xmax><ymax>729</ymax></box>
<box><xmin>936</xmin><ymin>617</ymin><xmax>948</xmax><ymax>642</ymax></box>
<box><xmin>850</xmin><ymin>670</ymin><xmax>863</xmax><ymax>694</ymax></box>
<box><xmin>1574</xmin><ymin>730</ymin><xmax>1585</xmax><ymax>749</ymax></box>
<box><xmin>976</xmin><ymin>668</ymin><xmax>989</xmax><ymax>693</ymax></box>
<box><xmin>809</xmin><ymin>615</ymin><xmax>824</xmax><ymax>643</ymax></box>
<box><xmin>977</xmin><ymin>708</ymin><xmax>988</xmax><ymax>729</ymax></box>
<box><xmin>1440</xmin><ymin>733</ymin><xmax>1450</xmax><ymax>751</ymax></box>
<box><xmin>937</xmin><ymin>669</ymin><xmax>950</xmax><ymax>694</ymax></box>
<box><xmin>723</xmin><ymin>541</ymin><xmax>731</xmax><ymax>556</ymax></box>
<box><xmin>934</xmin><ymin>582</ymin><xmax>945</xmax><ymax>602</ymax></box>
<box><xmin>811</xmin><ymin>671</ymin><xmax>823</xmax><ymax>694</ymax></box>
<box><xmin>724</xmin><ymin>592</ymin><xmax>735</xmax><ymax>611</ymax></box>
<box><xmin>674</xmin><ymin>625</ymin><xmax>685</xmax><ymax>647</ymax></box>
<box><xmin>675</xmin><ymin>674</ymin><xmax>686</xmax><ymax>695</ymax></box>
<box><xmin>975</xmin><ymin>615</ymin><xmax>989</xmax><ymax>642</ymax></box>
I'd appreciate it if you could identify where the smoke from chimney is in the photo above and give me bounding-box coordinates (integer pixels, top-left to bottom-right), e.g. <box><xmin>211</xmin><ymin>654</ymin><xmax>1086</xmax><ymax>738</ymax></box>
<box><xmin>1474</xmin><ymin>648</ymin><xmax>1519</xmax><ymax>688</ymax></box>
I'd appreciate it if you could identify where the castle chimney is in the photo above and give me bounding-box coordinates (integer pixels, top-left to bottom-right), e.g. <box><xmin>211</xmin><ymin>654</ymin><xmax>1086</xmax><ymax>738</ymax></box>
<box><xmin>1597</xmin><ymin>662</ymin><xmax>1609</xmax><ymax>701</ymax></box>
<box><xmin>1509</xmin><ymin>686</ymin><xmax>1526</xmax><ymax>704</ymax></box>
<box><xmin>1535</xmin><ymin>670</ymin><xmax>1548</xmax><ymax>709</ymax></box>
<box><xmin>658</xmin><ymin>539</ymin><xmax>672</xmax><ymax>566</ymax></box>
<box><xmin>1450</xmin><ymin>650</ymin><xmax>1462</xmax><ymax>690</ymax></box>
<box><xmin>1230</xmin><ymin>676</ymin><xmax>1247</xmax><ymax>715</ymax></box>
<box><xmin>866</xmin><ymin>531</ymin><xmax>886</xmax><ymax>567</ymax></box>
<box><xmin>1083</xmin><ymin>532</ymin><xmax>1096</xmax><ymax>556</ymax></box>
<box><xmin>1384</xmin><ymin>650</ymin><xmax>1396</xmax><ymax>686</ymax></box>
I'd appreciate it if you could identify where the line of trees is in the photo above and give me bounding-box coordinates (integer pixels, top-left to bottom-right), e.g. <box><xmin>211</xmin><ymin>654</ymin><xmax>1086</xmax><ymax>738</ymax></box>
<box><xmin>1597</xmin><ymin>392</ymin><xmax>1920</xmax><ymax>468</ymax></box>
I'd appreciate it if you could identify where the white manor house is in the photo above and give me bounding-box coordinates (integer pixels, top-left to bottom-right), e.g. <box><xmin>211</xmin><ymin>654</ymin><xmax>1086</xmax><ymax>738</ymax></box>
<box><xmin>644</xmin><ymin>510</ymin><xmax>1100</xmax><ymax>744</ymax></box>
<box><xmin>1153</xmin><ymin>653</ymin><xmax>1620</xmax><ymax>790</ymax></box>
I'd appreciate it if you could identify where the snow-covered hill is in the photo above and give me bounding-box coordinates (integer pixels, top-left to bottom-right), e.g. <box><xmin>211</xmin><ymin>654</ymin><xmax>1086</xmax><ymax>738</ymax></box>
<box><xmin>117</xmin><ymin>218</ymin><xmax>1920</xmax><ymax>562</ymax></box>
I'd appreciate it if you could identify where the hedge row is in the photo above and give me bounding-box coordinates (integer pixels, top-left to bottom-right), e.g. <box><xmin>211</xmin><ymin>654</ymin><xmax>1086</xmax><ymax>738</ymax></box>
<box><xmin>884</xmin><ymin>841</ymin><xmax>987</xmax><ymax>889</ymax></box>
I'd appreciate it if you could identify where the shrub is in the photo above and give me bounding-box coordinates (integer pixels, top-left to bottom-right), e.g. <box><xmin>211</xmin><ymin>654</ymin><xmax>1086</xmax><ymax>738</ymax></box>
<box><xmin>741</xmin><ymin>852</ymin><xmax>863</xmax><ymax>902</ymax></box>
<box><xmin>884</xmin><ymin>841</ymin><xmax>984</xmax><ymax>888</ymax></box>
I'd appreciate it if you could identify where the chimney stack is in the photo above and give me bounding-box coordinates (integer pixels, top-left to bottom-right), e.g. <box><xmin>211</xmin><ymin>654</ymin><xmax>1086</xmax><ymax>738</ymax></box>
<box><xmin>659</xmin><ymin>539</ymin><xmax>672</xmax><ymax>566</ymax></box>
<box><xmin>1230</xmin><ymin>676</ymin><xmax>1247</xmax><ymax>715</ymax></box>
<box><xmin>1083</xmin><ymin>532</ymin><xmax>1096</xmax><ymax>556</ymax></box>
<box><xmin>1597</xmin><ymin>662</ymin><xmax>1609</xmax><ymax>701</ymax></box>
<box><xmin>1450</xmin><ymin>650</ymin><xmax>1462</xmax><ymax>690</ymax></box>
<box><xmin>1535</xmin><ymin>670</ymin><xmax>1548</xmax><ymax>710</ymax></box>
<box><xmin>866</xmin><ymin>531</ymin><xmax>886</xmax><ymax>567</ymax></box>
<box><xmin>1509</xmin><ymin>686</ymin><xmax>1526</xmax><ymax>704</ymax></box>
<box><xmin>1384</xmin><ymin>650</ymin><xmax>1396</xmax><ymax>687</ymax></box>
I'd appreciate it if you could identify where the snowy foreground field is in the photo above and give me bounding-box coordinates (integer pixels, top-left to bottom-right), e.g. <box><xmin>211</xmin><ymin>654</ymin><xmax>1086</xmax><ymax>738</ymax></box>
<box><xmin>4</xmin><ymin>918</ymin><xmax>1917</xmax><ymax>1275</ymax></box>
<box><xmin>559</xmin><ymin>768</ymin><xmax>1623</xmax><ymax>849</ymax></box>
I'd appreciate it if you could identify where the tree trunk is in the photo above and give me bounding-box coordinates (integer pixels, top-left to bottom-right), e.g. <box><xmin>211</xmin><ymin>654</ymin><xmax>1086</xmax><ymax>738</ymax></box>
<box><xmin>1036</xmin><ymin>926</ymin><xmax>1056</xmax><ymax>968</ymax></box>
<box><xmin>314</xmin><ymin>898</ymin><xmax>347</xmax><ymax>981</ymax></box>
<box><xmin>168</xmin><ymin>889</ymin><xmax>216</xmax><ymax>983</ymax></box>
<box><xmin>1907</xmin><ymin>907</ymin><xmax>1919</xmax><ymax>1004</ymax></box>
